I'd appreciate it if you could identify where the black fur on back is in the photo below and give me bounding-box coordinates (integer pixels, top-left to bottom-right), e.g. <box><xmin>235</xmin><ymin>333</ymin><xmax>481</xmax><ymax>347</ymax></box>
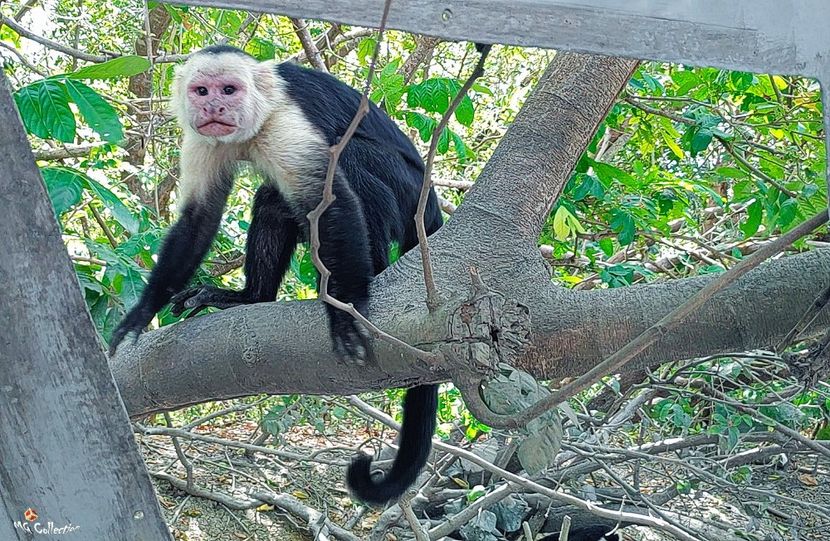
<box><xmin>276</xmin><ymin>62</ymin><xmax>425</xmax><ymax>176</ymax></box>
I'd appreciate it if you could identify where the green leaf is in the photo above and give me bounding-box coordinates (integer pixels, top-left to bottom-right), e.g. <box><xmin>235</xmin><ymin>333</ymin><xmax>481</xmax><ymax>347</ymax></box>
<box><xmin>388</xmin><ymin>241</ymin><xmax>401</xmax><ymax>264</ymax></box>
<box><xmin>572</xmin><ymin>174</ymin><xmax>605</xmax><ymax>201</ymax></box>
<box><xmin>662</xmin><ymin>130</ymin><xmax>684</xmax><ymax>159</ymax></box>
<box><xmin>671</xmin><ymin>70</ymin><xmax>701</xmax><ymax>94</ymax></box>
<box><xmin>85</xmin><ymin>178</ymin><xmax>139</xmax><ymax>234</ymax></box>
<box><xmin>450</xmin><ymin>131</ymin><xmax>474</xmax><ymax>163</ymax></box>
<box><xmin>740</xmin><ymin>199</ymin><xmax>762</xmax><ymax>238</ymax></box>
<box><xmin>357</xmin><ymin>37</ymin><xmax>377</xmax><ymax>64</ymax></box>
<box><xmin>778</xmin><ymin>198</ymin><xmax>799</xmax><ymax>228</ymax></box>
<box><xmin>38</xmin><ymin>80</ymin><xmax>76</xmax><ymax>142</ymax></box>
<box><xmin>716</xmin><ymin>166</ymin><xmax>748</xmax><ymax>179</ymax></box>
<box><xmin>688</xmin><ymin>127</ymin><xmax>714</xmax><ymax>156</ymax></box>
<box><xmin>598</xmin><ymin>237</ymin><xmax>614</xmax><ymax>257</ymax></box>
<box><xmin>552</xmin><ymin>206</ymin><xmax>585</xmax><ymax>241</ymax></box>
<box><xmin>14</xmin><ymin>83</ymin><xmax>51</xmax><ymax>139</ymax></box>
<box><xmin>67</xmin><ymin>56</ymin><xmax>151</xmax><ymax>80</ymax></box>
<box><xmin>436</xmin><ymin>127</ymin><xmax>450</xmax><ymax>154</ymax></box>
<box><xmin>600</xmin><ymin>264</ymin><xmax>637</xmax><ymax>288</ymax></box>
<box><xmin>246</xmin><ymin>38</ymin><xmax>277</xmax><ymax>60</ymax></box>
<box><xmin>407</xmin><ymin>78</ymin><xmax>462</xmax><ymax>114</ymax></box>
<box><xmin>113</xmin><ymin>267</ymin><xmax>145</xmax><ymax>308</ymax></box>
<box><xmin>610</xmin><ymin>209</ymin><xmax>636</xmax><ymax>245</ymax></box>
<box><xmin>64</xmin><ymin>79</ymin><xmax>123</xmax><ymax>143</ymax></box>
<box><xmin>40</xmin><ymin>166</ymin><xmax>84</xmax><ymax>217</ymax></box>
<box><xmin>290</xmin><ymin>246</ymin><xmax>319</xmax><ymax>287</ymax></box>
<box><xmin>592</xmin><ymin>161</ymin><xmax>637</xmax><ymax>188</ymax></box>
<box><xmin>471</xmin><ymin>82</ymin><xmax>493</xmax><ymax>95</ymax></box>
<box><xmin>373</xmin><ymin>61</ymin><xmax>405</xmax><ymax>111</ymax></box>
<box><xmin>454</xmin><ymin>95</ymin><xmax>475</xmax><ymax>126</ymax></box>
<box><xmin>404</xmin><ymin>111</ymin><xmax>436</xmax><ymax>142</ymax></box>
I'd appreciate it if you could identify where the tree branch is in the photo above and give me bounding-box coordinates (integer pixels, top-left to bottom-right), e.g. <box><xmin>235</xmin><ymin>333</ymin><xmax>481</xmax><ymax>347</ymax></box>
<box><xmin>290</xmin><ymin>18</ymin><xmax>328</xmax><ymax>72</ymax></box>
<box><xmin>1</xmin><ymin>16</ymin><xmax>109</xmax><ymax>62</ymax></box>
<box><xmin>459</xmin><ymin>208</ymin><xmax>828</xmax><ymax>429</ymax></box>
<box><xmin>111</xmin><ymin>247</ymin><xmax>830</xmax><ymax>418</ymax></box>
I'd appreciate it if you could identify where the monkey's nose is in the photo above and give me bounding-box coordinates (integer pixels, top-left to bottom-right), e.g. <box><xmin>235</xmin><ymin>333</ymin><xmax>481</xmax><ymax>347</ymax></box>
<box><xmin>203</xmin><ymin>104</ymin><xmax>226</xmax><ymax>114</ymax></box>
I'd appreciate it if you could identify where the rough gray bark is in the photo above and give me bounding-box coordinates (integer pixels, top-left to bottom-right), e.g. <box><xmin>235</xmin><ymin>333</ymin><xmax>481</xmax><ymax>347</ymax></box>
<box><xmin>110</xmin><ymin>53</ymin><xmax>830</xmax><ymax>419</ymax></box>
<box><xmin>0</xmin><ymin>73</ymin><xmax>171</xmax><ymax>539</ymax></box>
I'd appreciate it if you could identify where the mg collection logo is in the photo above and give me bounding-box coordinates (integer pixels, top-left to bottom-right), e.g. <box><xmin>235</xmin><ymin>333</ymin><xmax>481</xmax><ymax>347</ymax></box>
<box><xmin>13</xmin><ymin>507</ymin><xmax>81</xmax><ymax>536</ymax></box>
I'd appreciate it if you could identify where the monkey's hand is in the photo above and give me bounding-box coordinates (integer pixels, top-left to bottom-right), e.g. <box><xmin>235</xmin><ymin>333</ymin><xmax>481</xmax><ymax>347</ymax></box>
<box><xmin>109</xmin><ymin>304</ymin><xmax>155</xmax><ymax>355</ymax></box>
<box><xmin>170</xmin><ymin>285</ymin><xmax>248</xmax><ymax>317</ymax></box>
<box><xmin>329</xmin><ymin>303</ymin><xmax>372</xmax><ymax>366</ymax></box>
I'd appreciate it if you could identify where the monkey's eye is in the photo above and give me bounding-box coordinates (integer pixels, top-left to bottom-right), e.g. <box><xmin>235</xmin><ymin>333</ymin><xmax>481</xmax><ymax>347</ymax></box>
<box><xmin>223</xmin><ymin>85</ymin><xmax>236</xmax><ymax>95</ymax></box>
<box><xmin>195</xmin><ymin>86</ymin><xmax>208</xmax><ymax>96</ymax></box>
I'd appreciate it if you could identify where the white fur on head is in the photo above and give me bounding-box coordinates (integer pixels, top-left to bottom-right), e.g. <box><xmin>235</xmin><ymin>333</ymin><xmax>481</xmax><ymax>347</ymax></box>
<box><xmin>171</xmin><ymin>51</ymin><xmax>277</xmax><ymax>145</ymax></box>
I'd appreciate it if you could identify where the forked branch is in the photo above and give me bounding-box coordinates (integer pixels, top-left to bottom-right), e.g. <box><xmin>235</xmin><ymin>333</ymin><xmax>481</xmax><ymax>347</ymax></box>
<box><xmin>459</xmin><ymin>207</ymin><xmax>829</xmax><ymax>429</ymax></box>
<box><xmin>416</xmin><ymin>43</ymin><xmax>491</xmax><ymax>312</ymax></box>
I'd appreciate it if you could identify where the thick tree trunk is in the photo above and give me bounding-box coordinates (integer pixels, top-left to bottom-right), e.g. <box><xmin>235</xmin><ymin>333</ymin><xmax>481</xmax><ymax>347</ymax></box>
<box><xmin>0</xmin><ymin>73</ymin><xmax>171</xmax><ymax>540</ymax></box>
<box><xmin>110</xmin><ymin>52</ymin><xmax>829</xmax><ymax>420</ymax></box>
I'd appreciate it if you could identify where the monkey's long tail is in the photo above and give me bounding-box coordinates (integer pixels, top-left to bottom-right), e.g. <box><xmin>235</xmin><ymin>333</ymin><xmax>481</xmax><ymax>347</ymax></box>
<box><xmin>346</xmin><ymin>384</ymin><xmax>438</xmax><ymax>505</ymax></box>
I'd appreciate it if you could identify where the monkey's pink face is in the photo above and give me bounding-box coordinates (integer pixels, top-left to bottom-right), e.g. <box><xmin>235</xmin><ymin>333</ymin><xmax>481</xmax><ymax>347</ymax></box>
<box><xmin>187</xmin><ymin>74</ymin><xmax>249</xmax><ymax>138</ymax></box>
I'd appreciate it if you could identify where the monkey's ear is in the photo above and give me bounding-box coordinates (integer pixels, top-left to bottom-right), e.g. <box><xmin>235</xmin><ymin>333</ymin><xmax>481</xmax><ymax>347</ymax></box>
<box><xmin>253</xmin><ymin>62</ymin><xmax>278</xmax><ymax>97</ymax></box>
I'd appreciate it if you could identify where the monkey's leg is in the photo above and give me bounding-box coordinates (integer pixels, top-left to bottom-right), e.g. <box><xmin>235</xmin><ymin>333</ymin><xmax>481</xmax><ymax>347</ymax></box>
<box><xmin>318</xmin><ymin>178</ymin><xmax>374</xmax><ymax>365</ymax></box>
<box><xmin>171</xmin><ymin>184</ymin><xmax>298</xmax><ymax>316</ymax></box>
<box><xmin>110</xmin><ymin>178</ymin><xmax>233</xmax><ymax>353</ymax></box>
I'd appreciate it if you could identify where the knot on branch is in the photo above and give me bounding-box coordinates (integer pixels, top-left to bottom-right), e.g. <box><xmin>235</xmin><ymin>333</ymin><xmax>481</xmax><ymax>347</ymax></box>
<box><xmin>440</xmin><ymin>268</ymin><xmax>532</xmax><ymax>375</ymax></box>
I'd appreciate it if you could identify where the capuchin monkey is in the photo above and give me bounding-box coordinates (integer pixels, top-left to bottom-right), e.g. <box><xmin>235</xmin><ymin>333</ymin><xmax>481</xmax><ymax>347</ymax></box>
<box><xmin>109</xmin><ymin>44</ymin><xmax>444</xmax><ymax>505</ymax></box>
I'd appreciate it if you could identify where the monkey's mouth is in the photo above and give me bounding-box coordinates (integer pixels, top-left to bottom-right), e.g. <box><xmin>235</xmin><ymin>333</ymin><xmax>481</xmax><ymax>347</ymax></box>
<box><xmin>196</xmin><ymin>120</ymin><xmax>237</xmax><ymax>136</ymax></box>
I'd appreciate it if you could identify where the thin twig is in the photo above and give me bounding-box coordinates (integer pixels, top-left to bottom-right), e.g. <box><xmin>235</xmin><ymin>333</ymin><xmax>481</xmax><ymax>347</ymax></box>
<box><xmin>181</xmin><ymin>397</ymin><xmax>269</xmax><ymax>430</ymax></box>
<box><xmin>559</xmin><ymin>515</ymin><xmax>572</xmax><ymax>541</ymax></box>
<box><xmin>89</xmin><ymin>203</ymin><xmax>118</xmax><ymax>247</ymax></box>
<box><xmin>163</xmin><ymin>412</ymin><xmax>194</xmax><ymax>491</ymax></box>
<box><xmin>136</xmin><ymin>424</ymin><xmax>348</xmax><ymax>466</ymax></box>
<box><xmin>151</xmin><ymin>471</ymin><xmax>259</xmax><ymax>510</ymax></box>
<box><xmin>416</xmin><ymin>44</ymin><xmax>491</xmax><ymax>312</ymax></box>
<box><xmin>250</xmin><ymin>491</ymin><xmax>362</xmax><ymax>541</ymax></box>
<box><xmin>428</xmin><ymin>483</ymin><xmax>516</xmax><ymax>539</ymax></box>
<box><xmin>1</xmin><ymin>16</ymin><xmax>109</xmax><ymax>62</ymax></box>
<box><xmin>0</xmin><ymin>40</ymin><xmax>47</xmax><ymax>76</ymax></box>
<box><xmin>458</xmin><ymin>208</ymin><xmax>828</xmax><ymax>429</ymax></box>
<box><xmin>32</xmin><ymin>142</ymin><xmax>103</xmax><ymax>161</ymax></box>
<box><xmin>433</xmin><ymin>178</ymin><xmax>475</xmax><ymax>190</ymax></box>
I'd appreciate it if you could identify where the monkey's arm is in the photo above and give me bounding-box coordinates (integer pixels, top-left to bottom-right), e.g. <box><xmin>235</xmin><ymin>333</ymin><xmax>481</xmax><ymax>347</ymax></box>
<box><xmin>169</xmin><ymin>184</ymin><xmax>299</xmax><ymax>315</ymax></box>
<box><xmin>110</xmin><ymin>182</ymin><xmax>231</xmax><ymax>353</ymax></box>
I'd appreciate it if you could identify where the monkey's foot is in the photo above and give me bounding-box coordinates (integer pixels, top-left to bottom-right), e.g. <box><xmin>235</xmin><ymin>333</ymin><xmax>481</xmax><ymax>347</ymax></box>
<box><xmin>170</xmin><ymin>286</ymin><xmax>251</xmax><ymax>317</ymax></box>
<box><xmin>330</xmin><ymin>309</ymin><xmax>373</xmax><ymax>366</ymax></box>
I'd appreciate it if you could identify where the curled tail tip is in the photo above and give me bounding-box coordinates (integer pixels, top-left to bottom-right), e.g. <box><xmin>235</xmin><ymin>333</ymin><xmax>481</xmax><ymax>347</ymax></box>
<box><xmin>346</xmin><ymin>454</ymin><xmax>404</xmax><ymax>506</ymax></box>
<box><xmin>345</xmin><ymin>454</ymin><xmax>373</xmax><ymax>491</ymax></box>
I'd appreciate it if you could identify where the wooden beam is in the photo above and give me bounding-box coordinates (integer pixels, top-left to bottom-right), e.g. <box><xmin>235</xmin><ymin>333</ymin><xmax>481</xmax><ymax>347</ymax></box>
<box><xmin>0</xmin><ymin>73</ymin><xmax>171</xmax><ymax>539</ymax></box>
<box><xmin>170</xmin><ymin>0</ymin><xmax>830</xmax><ymax>77</ymax></box>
